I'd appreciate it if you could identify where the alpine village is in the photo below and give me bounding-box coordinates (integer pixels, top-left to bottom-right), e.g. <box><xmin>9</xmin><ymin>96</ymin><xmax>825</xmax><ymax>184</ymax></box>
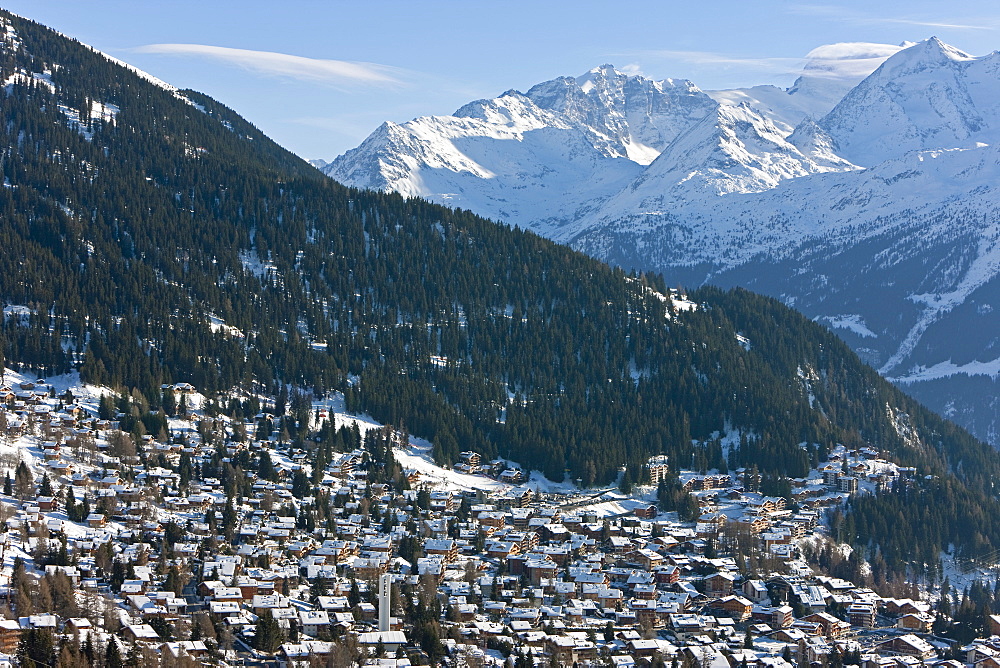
<box><xmin>2</xmin><ymin>8</ymin><xmax>1000</xmax><ymax>668</ymax></box>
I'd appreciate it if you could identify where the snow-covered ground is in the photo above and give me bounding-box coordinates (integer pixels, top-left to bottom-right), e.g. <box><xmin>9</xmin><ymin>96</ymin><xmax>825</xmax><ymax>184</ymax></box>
<box><xmin>393</xmin><ymin>440</ymin><xmax>506</xmax><ymax>493</ymax></box>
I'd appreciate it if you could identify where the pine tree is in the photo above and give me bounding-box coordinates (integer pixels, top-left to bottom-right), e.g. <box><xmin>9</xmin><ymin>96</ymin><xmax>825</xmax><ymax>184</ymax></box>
<box><xmin>252</xmin><ymin>609</ymin><xmax>284</xmax><ymax>653</ymax></box>
<box><xmin>17</xmin><ymin>628</ymin><xmax>55</xmax><ymax>668</ymax></box>
<box><xmin>13</xmin><ymin>461</ymin><xmax>32</xmax><ymax>500</ymax></box>
<box><xmin>105</xmin><ymin>638</ymin><xmax>123</xmax><ymax>668</ymax></box>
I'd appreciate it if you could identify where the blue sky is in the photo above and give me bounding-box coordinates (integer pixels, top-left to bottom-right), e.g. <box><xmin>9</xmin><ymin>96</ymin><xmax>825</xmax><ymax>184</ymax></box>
<box><xmin>7</xmin><ymin>1</ymin><xmax>1000</xmax><ymax>159</ymax></box>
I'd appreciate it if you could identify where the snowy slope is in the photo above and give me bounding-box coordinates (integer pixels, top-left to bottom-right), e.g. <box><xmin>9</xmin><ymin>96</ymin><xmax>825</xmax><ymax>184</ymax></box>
<box><xmin>587</xmin><ymin>101</ymin><xmax>856</xmax><ymax>208</ymax></box>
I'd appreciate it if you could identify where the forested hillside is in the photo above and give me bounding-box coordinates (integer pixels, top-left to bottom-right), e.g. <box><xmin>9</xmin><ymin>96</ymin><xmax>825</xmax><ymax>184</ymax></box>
<box><xmin>0</xmin><ymin>11</ymin><xmax>998</xmax><ymax>573</ymax></box>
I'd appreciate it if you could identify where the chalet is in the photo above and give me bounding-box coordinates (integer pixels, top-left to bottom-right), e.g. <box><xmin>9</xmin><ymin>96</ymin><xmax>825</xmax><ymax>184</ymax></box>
<box><xmin>897</xmin><ymin>612</ymin><xmax>934</xmax><ymax>633</ymax></box>
<box><xmin>735</xmin><ymin>515</ymin><xmax>770</xmax><ymax>534</ymax></box>
<box><xmin>670</xmin><ymin>614</ymin><xmax>715</xmax><ymax>639</ymax></box>
<box><xmin>163</xmin><ymin>641</ymin><xmax>208</xmax><ymax>661</ymax></box>
<box><xmin>627</xmin><ymin>548</ymin><xmax>664</xmax><ymax>571</ymax></box>
<box><xmin>424</xmin><ymin>538</ymin><xmax>458</xmax><ymax>563</ymax></box>
<box><xmin>742</xmin><ymin>579</ymin><xmax>769</xmax><ymax>603</ymax></box>
<box><xmin>747</xmin><ymin>497</ymin><xmax>785</xmax><ymax>515</ymax></box>
<box><xmin>0</xmin><ymin>620</ymin><xmax>19</xmax><ymax>654</ymax></box>
<box><xmin>990</xmin><ymin>614</ymin><xmax>1000</xmax><ymax>637</ymax></box>
<box><xmin>704</xmin><ymin>571</ymin><xmax>736</xmax><ymax>597</ymax></box>
<box><xmin>500</xmin><ymin>469</ymin><xmax>525</xmax><ymax>484</ymax></box>
<box><xmin>485</xmin><ymin>540</ymin><xmax>517</xmax><ymax>559</ymax></box>
<box><xmin>608</xmin><ymin>536</ymin><xmax>632</xmax><ymax>554</ymax></box>
<box><xmin>429</xmin><ymin>491</ymin><xmax>455</xmax><ymax>513</ymax></box>
<box><xmin>122</xmin><ymin>624</ymin><xmax>161</xmax><ymax>644</ymax></box>
<box><xmin>509</xmin><ymin>507</ymin><xmax>534</xmax><ymax>528</ymax></box>
<box><xmin>211</xmin><ymin>587</ymin><xmax>244</xmax><ymax>604</ymax></box>
<box><xmin>477</xmin><ymin>510</ymin><xmax>506</xmax><ymax>529</ymax></box>
<box><xmin>208</xmin><ymin>601</ymin><xmax>241</xmax><ymax>620</ymax></box>
<box><xmin>545</xmin><ymin>634</ymin><xmax>598</xmax><ymax>666</ymax></box>
<box><xmin>801</xmin><ymin>611</ymin><xmax>850</xmax><ymax>638</ymax></box>
<box><xmin>35</xmin><ymin>496</ymin><xmax>56</xmax><ymax>512</ymax></box>
<box><xmin>458</xmin><ymin>451</ymin><xmax>481</xmax><ymax>469</ymax></box>
<box><xmin>769</xmin><ymin>605</ymin><xmax>794</xmax><ymax>629</ymax></box>
<box><xmin>298</xmin><ymin>610</ymin><xmax>331</xmax><ymax>638</ymax></box>
<box><xmin>524</xmin><ymin>558</ymin><xmax>558</xmax><ymax>586</ymax></box>
<box><xmin>350</xmin><ymin>556</ymin><xmax>388</xmax><ymax>580</ymax></box>
<box><xmin>878</xmin><ymin>634</ymin><xmax>936</xmax><ymax>660</ymax></box>
<box><xmin>66</xmin><ymin>618</ymin><xmax>93</xmax><ymax>635</ymax></box>
<box><xmin>883</xmin><ymin>598</ymin><xmax>932</xmax><ymax>617</ymax></box>
<box><xmin>278</xmin><ymin>640</ymin><xmax>335</xmax><ymax>667</ymax></box>
<box><xmin>709</xmin><ymin>595</ymin><xmax>753</xmax><ymax>621</ymax></box>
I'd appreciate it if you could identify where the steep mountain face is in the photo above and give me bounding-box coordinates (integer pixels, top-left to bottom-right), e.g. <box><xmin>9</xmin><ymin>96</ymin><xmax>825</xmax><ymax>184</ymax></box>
<box><xmin>323</xmin><ymin>38</ymin><xmax>1000</xmax><ymax>448</ymax></box>
<box><xmin>522</xmin><ymin>65</ymin><xmax>716</xmax><ymax>164</ymax></box>
<box><xmin>320</xmin><ymin>66</ymin><xmax>718</xmax><ymax>237</ymax></box>
<box><xmin>324</xmin><ymin>92</ymin><xmax>644</xmax><ymax>235</ymax></box>
<box><xmin>318</xmin><ymin>48</ymin><xmax>878</xmax><ymax>236</ymax></box>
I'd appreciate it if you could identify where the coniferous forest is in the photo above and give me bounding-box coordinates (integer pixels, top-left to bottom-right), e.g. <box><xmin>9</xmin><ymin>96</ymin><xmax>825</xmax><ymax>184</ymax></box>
<box><xmin>0</xmin><ymin>10</ymin><xmax>999</xmax><ymax>575</ymax></box>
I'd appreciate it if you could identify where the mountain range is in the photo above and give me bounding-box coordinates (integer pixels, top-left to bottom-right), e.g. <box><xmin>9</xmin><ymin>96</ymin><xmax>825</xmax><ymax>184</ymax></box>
<box><xmin>319</xmin><ymin>38</ymin><xmax>1000</xmax><ymax>447</ymax></box>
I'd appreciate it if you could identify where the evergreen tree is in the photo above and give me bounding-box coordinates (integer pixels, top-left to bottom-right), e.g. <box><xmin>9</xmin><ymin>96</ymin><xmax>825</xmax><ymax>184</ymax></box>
<box><xmin>38</xmin><ymin>473</ymin><xmax>51</xmax><ymax>497</ymax></box>
<box><xmin>252</xmin><ymin>609</ymin><xmax>284</xmax><ymax>653</ymax></box>
<box><xmin>105</xmin><ymin>638</ymin><xmax>123</xmax><ymax>668</ymax></box>
<box><xmin>17</xmin><ymin>628</ymin><xmax>55</xmax><ymax>668</ymax></box>
<box><xmin>13</xmin><ymin>461</ymin><xmax>32</xmax><ymax>500</ymax></box>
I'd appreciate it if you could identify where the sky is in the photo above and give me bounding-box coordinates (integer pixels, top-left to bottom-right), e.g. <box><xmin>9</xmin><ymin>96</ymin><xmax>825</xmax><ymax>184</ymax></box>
<box><xmin>6</xmin><ymin>1</ymin><xmax>1000</xmax><ymax>160</ymax></box>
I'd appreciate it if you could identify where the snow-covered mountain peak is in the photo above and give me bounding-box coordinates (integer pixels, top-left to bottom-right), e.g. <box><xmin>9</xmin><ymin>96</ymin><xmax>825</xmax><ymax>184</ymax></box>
<box><xmin>452</xmin><ymin>91</ymin><xmax>561</xmax><ymax>131</ymax></box>
<box><xmin>923</xmin><ymin>35</ymin><xmax>973</xmax><ymax>61</ymax></box>
<box><xmin>522</xmin><ymin>66</ymin><xmax>716</xmax><ymax>164</ymax></box>
<box><xmin>875</xmin><ymin>37</ymin><xmax>973</xmax><ymax>77</ymax></box>
<box><xmin>575</xmin><ymin>63</ymin><xmax>621</xmax><ymax>90</ymax></box>
<box><xmin>816</xmin><ymin>38</ymin><xmax>999</xmax><ymax>166</ymax></box>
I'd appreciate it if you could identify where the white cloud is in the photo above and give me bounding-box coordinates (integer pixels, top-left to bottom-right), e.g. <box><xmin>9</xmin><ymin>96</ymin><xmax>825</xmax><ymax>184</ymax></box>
<box><xmin>134</xmin><ymin>43</ymin><xmax>404</xmax><ymax>88</ymax></box>
<box><xmin>633</xmin><ymin>41</ymin><xmax>909</xmax><ymax>83</ymax></box>
<box><xmin>790</xmin><ymin>5</ymin><xmax>995</xmax><ymax>31</ymax></box>
<box><xmin>800</xmin><ymin>42</ymin><xmax>908</xmax><ymax>80</ymax></box>
<box><xmin>875</xmin><ymin>18</ymin><xmax>992</xmax><ymax>30</ymax></box>
<box><xmin>640</xmin><ymin>49</ymin><xmax>800</xmax><ymax>74</ymax></box>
